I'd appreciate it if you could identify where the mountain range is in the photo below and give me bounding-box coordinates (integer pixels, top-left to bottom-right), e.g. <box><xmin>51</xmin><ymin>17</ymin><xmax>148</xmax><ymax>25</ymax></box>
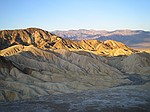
<box><xmin>0</xmin><ymin>28</ymin><xmax>150</xmax><ymax>111</ymax></box>
<box><xmin>53</xmin><ymin>29</ymin><xmax>150</xmax><ymax>48</ymax></box>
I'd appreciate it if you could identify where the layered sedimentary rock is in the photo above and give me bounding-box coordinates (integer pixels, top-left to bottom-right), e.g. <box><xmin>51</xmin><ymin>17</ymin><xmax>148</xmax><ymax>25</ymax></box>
<box><xmin>0</xmin><ymin>28</ymin><xmax>136</xmax><ymax>56</ymax></box>
<box><xmin>0</xmin><ymin>28</ymin><xmax>149</xmax><ymax>102</ymax></box>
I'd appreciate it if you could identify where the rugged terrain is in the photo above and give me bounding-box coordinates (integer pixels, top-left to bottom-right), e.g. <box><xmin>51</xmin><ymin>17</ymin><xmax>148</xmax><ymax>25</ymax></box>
<box><xmin>53</xmin><ymin>29</ymin><xmax>150</xmax><ymax>48</ymax></box>
<box><xmin>0</xmin><ymin>28</ymin><xmax>150</xmax><ymax>111</ymax></box>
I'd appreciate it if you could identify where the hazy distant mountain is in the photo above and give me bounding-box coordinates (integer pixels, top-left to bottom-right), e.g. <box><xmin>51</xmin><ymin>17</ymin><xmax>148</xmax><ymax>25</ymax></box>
<box><xmin>53</xmin><ymin>29</ymin><xmax>150</xmax><ymax>48</ymax></box>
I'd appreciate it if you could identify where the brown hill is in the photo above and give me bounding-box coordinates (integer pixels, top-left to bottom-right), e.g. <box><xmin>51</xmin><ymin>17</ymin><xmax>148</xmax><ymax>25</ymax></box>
<box><xmin>0</xmin><ymin>28</ymin><xmax>149</xmax><ymax>102</ymax></box>
<box><xmin>121</xmin><ymin>52</ymin><xmax>150</xmax><ymax>75</ymax></box>
<box><xmin>0</xmin><ymin>28</ymin><xmax>59</xmax><ymax>50</ymax></box>
<box><xmin>0</xmin><ymin>28</ymin><xmax>136</xmax><ymax>56</ymax></box>
<box><xmin>0</xmin><ymin>45</ymin><xmax>130</xmax><ymax>102</ymax></box>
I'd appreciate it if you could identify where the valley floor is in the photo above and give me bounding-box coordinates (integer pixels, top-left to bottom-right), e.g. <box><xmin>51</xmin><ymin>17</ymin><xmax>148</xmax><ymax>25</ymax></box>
<box><xmin>0</xmin><ymin>82</ymin><xmax>150</xmax><ymax>112</ymax></box>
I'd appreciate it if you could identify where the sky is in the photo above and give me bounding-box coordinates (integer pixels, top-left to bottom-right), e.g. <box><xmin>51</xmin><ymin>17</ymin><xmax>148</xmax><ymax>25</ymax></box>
<box><xmin>0</xmin><ymin>0</ymin><xmax>150</xmax><ymax>31</ymax></box>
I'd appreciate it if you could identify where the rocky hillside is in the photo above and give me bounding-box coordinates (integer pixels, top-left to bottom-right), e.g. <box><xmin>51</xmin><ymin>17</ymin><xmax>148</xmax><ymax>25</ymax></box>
<box><xmin>0</xmin><ymin>28</ymin><xmax>150</xmax><ymax>108</ymax></box>
<box><xmin>0</xmin><ymin>28</ymin><xmax>136</xmax><ymax>56</ymax></box>
<box><xmin>53</xmin><ymin>29</ymin><xmax>150</xmax><ymax>48</ymax></box>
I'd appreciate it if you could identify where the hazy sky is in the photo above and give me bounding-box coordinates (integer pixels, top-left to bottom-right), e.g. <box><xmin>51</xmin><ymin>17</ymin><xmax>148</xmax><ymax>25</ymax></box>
<box><xmin>0</xmin><ymin>0</ymin><xmax>150</xmax><ymax>31</ymax></box>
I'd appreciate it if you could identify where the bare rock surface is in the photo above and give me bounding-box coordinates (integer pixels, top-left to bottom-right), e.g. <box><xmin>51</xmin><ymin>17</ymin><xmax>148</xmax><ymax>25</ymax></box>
<box><xmin>0</xmin><ymin>45</ymin><xmax>131</xmax><ymax>102</ymax></box>
<box><xmin>0</xmin><ymin>28</ymin><xmax>136</xmax><ymax>56</ymax></box>
<box><xmin>0</xmin><ymin>28</ymin><xmax>150</xmax><ymax>111</ymax></box>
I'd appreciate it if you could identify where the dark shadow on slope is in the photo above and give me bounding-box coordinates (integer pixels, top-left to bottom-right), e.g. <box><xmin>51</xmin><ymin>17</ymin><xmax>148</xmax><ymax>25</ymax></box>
<box><xmin>126</xmin><ymin>74</ymin><xmax>148</xmax><ymax>85</ymax></box>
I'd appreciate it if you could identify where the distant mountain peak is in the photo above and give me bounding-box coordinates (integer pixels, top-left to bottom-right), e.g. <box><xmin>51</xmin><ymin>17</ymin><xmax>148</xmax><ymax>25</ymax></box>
<box><xmin>53</xmin><ymin>29</ymin><xmax>150</xmax><ymax>48</ymax></box>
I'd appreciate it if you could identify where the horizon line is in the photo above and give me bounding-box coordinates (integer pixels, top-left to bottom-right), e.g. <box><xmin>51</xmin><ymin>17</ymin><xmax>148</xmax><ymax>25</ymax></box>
<box><xmin>0</xmin><ymin>27</ymin><xmax>150</xmax><ymax>32</ymax></box>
